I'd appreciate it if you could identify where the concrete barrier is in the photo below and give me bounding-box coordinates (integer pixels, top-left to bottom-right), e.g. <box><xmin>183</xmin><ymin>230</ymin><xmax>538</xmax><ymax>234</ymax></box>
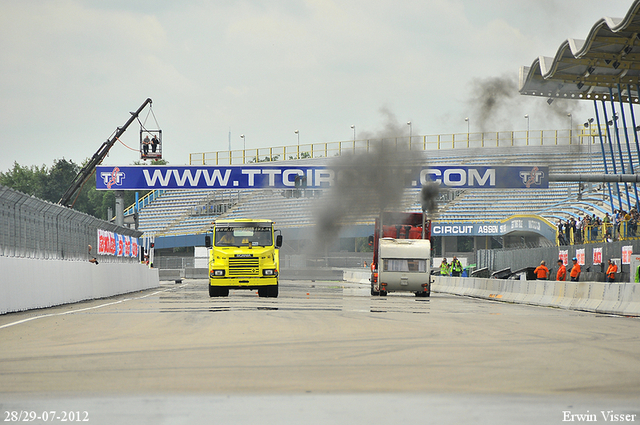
<box><xmin>432</xmin><ymin>276</ymin><xmax>639</xmax><ymax>317</ymax></box>
<box><xmin>596</xmin><ymin>283</ymin><xmax>622</xmax><ymax>316</ymax></box>
<box><xmin>159</xmin><ymin>269</ymin><xmax>183</xmax><ymax>281</ymax></box>
<box><xmin>342</xmin><ymin>269</ymin><xmax>371</xmax><ymax>284</ymax></box>
<box><xmin>618</xmin><ymin>283</ymin><xmax>640</xmax><ymax>316</ymax></box>
<box><xmin>1</xmin><ymin>257</ymin><xmax>159</xmax><ymax>315</ymax></box>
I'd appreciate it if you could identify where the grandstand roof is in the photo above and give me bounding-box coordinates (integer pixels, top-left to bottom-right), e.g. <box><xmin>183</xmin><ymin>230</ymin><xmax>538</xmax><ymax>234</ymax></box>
<box><xmin>519</xmin><ymin>0</ymin><xmax>640</xmax><ymax>103</ymax></box>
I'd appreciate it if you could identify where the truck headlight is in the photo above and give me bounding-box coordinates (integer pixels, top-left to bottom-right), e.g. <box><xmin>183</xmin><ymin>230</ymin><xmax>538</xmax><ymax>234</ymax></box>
<box><xmin>263</xmin><ymin>269</ymin><xmax>275</xmax><ymax>276</ymax></box>
<box><xmin>210</xmin><ymin>270</ymin><xmax>225</xmax><ymax>277</ymax></box>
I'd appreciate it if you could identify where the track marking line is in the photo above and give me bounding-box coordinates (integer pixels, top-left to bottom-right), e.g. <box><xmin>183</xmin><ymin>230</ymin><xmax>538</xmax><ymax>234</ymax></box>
<box><xmin>0</xmin><ymin>284</ymin><xmax>187</xmax><ymax>330</ymax></box>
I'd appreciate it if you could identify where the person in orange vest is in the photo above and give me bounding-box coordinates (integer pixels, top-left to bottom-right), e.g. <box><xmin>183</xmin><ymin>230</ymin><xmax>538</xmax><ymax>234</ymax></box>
<box><xmin>606</xmin><ymin>259</ymin><xmax>618</xmax><ymax>282</ymax></box>
<box><xmin>534</xmin><ymin>260</ymin><xmax>549</xmax><ymax>280</ymax></box>
<box><xmin>556</xmin><ymin>259</ymin><xmax>566</xmax><ymax>281</ymax></box>
<box><xmin>570</xmin><ymin>257</ymin><xmax>581</xmax><ymax>281</ymax></box>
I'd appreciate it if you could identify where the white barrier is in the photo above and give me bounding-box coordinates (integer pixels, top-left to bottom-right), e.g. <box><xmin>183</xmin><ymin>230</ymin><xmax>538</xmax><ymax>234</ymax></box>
<box><xmin>433</xmin><ymin>276</ymin><xmax>640</xmax><ymax>317</ymax></box>
<box><xmin>0</xmin><ymin>257</ymin><xmax>159</xmax><ymax>314</ymax></box>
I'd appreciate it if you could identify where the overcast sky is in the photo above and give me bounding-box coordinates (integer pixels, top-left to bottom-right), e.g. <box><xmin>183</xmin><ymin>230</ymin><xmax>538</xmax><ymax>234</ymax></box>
<box><xmin>0</xmin><ymin>0</ymin><xmax>636</xmax><ymax>172</ymax></box>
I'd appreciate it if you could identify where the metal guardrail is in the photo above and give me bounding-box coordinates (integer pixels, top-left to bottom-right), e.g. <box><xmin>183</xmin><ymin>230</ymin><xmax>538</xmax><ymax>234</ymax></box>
<box><xmin>123</xmin><ymin>189</ymin><xmax>165</xmax><ymax>216</ymax></box>
<box><xmin>0</xmin><ymin>184</ymin><xmax>142</xmax><ymax>261</ymax></box>
<box><xmin>557</xmin><ymin>221</ymin><xmax>640</xmax><ymax>245</ymax></box>
<box><xmin>189</xmin><ymin>128</ymin><xmax>605</xmax><ymax>165</ymax></box>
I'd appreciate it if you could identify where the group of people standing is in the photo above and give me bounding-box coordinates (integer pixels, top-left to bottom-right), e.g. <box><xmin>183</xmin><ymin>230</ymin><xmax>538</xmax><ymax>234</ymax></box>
<box><xmin>142</xmin><ymin>134</ymin><xmax>160</xmax><ymax>157</ymax></box>
<box><xmin>439</xmin><ymin>256</ymin><xmax>463</xmax><ymax>277</ymax></box>
<box><xmin>534</xmin><ymin>258</ymin><xmax>618</xmax><ymax>282</ymax></box>
<box><xmin>557</xmin><ymin>209</ymin><xmax>639</xmax><ymax>245</ymax></box>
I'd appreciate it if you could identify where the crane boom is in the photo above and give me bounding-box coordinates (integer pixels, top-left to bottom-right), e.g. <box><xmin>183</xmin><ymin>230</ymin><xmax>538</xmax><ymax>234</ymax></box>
<box><xmin>58</xmin><ymin>98</ymin><xmax>153</xmax><ymax>207</ymax></box>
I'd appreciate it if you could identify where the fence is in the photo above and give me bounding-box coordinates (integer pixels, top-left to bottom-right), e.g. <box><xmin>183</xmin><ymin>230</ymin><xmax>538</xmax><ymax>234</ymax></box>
<box><xmin>477</xmin><ymin>239</ymin><xmax>640</xmax><ymax>278</ymax></box>
<box><xmin>556</xmin><ymin>221</ymin><xmax>640</xmax><ymax>245</ymax></box>
<box><xmin>189</xmin><ymin>127</ymin><xmax>603</xmax><ymax>165</ymax></box>
<box><xmin>0</xmin><ymin>184</ymin><xmax>142</xmax><ymax>262</ymax></box>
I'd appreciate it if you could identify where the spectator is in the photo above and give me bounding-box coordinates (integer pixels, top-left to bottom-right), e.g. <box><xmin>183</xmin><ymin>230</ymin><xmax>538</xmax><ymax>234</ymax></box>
<box><xmin>557</xmin><ymin>220</ymin><xmax>567</xmax><ymax>245</ymax></box>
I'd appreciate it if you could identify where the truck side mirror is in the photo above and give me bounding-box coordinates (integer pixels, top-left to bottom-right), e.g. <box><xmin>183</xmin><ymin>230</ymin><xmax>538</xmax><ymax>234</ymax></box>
<box><xmin>275</xmin><ymin>234</ymin><xmax>283</xmax><ymax>248</ymax></box>
<box><xmin>204</xmin><ymin>235</ymin><xmax>212</xmax><ymax>248</ymax></box>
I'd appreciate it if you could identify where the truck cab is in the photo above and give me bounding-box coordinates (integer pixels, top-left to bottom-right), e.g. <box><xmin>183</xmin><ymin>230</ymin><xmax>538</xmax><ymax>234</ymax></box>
<box><xmin>205</xmin><ymin>219</ymin><xmax>282</xmax><ymax>298</ymax></box>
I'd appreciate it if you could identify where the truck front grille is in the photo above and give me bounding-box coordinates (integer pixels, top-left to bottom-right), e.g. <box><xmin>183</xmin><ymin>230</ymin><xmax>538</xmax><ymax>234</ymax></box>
<box><xmin>229</xmin><ymin>257</ymin><xmax>260</xmax><ymax>276</ymax></box>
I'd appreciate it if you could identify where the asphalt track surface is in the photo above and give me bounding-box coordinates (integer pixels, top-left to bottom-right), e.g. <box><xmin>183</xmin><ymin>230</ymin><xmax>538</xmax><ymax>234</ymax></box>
<box><xmin>1</xmin><ymin>279</ymin><xmax>639</xmax><ymax>424</ymax></box>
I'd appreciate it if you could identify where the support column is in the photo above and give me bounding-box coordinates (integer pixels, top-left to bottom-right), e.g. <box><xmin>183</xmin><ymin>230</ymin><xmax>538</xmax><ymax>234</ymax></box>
<box><xmin>115</xmin><ymin>190</ymin><xmax>124</xmax><ymax>227</ymax></box>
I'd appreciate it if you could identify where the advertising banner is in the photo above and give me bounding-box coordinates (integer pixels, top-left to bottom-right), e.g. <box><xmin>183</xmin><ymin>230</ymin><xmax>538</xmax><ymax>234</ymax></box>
<box><xmin>559</xmin><ymin>250</ymin><xmax>569</xmax><ymax>266</ymax></box>
<box><xmin>576</xmin><ymin>248</ymin><xmax>586</xmax><ymax>266</ymax></box>
<box><xmin>96</xmin><ymin>165</ymin><xmax>548</xmax><ymax>191</ymax></box>
<box><xmin>431</xmin><ymin>215</ymin><xmax>555</xmax><ymax>240</ymax></box>
<box><xmin>622</xmin><ymin>245</ymin><xmax>633</xmax><ymax>264</ymax></box>
<box><xmin>593</xmin><ymin>247</ymin><xmax>603</xmax><ymax>265</ymax></box>
<box><xmin>97</xmin><ymin>229</ymin><xmax>139</xmax><ymax>258</ymax></box>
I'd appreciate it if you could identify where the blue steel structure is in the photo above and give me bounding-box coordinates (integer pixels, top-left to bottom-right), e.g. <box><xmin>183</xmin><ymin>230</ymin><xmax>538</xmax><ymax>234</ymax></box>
<box><xmin>520</xmin><ymin>0</ymin><xmax>640</xmax><ymax>214</ymax></box>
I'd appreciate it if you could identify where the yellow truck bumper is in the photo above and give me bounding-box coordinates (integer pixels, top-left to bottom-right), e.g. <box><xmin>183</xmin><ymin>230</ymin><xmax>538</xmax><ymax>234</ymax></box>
<box><xmin>209</xmin><ymin>276</ymin><xmax>278</xmax><ymax>288</ymax></box>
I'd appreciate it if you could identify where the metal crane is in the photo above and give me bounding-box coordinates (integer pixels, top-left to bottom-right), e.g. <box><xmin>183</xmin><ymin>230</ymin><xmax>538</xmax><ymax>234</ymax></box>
<box><xmin>58</xmin><ymin>98</ymin><xmax>153</xmax><ymax>207</ymax></box>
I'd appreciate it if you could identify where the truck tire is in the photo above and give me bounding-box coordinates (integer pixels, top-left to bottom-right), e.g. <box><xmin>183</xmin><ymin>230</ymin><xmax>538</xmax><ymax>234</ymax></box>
<box><xmin>380</xmin><ymin>290</ymin><xmax>387</xmax><ymax>296</ymax></box>
<box><xmin>259</xmin><ymin>286</ymin><xmax>278</xmax><ymax>298</ymax></box>
<box><xmin>268</xmin><ymin>285</ymin><xmax>278</xmax><ymax>298</ymax></box>
<box><xmin>209</xmin><ymin>286</ymin><xmax>229</xmax><ymax>297</ymax></box>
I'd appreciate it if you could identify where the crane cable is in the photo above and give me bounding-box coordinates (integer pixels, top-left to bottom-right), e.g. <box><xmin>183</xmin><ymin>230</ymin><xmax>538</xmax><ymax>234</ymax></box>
<box><xmin>138</xmin><ymin>103</ymin><xmax>160</xmax><ymax>136</ymax></box>
<box><xmin>116</xmin><ymin>136</ymin><xmax>139</xmax><ymax>152</ymax></box>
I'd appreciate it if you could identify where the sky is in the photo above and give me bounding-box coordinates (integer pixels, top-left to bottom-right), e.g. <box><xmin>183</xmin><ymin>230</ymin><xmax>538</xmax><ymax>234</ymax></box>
<box><xmin>0</xmin><ymin>0</ymin><xmax>637</xmax><ymax>172</ymax></box>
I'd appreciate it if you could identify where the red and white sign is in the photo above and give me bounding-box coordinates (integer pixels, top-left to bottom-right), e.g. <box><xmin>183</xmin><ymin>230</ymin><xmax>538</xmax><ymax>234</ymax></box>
<box><xmin>593</xmin><ymin>247</ymin><xmax>602</xmax><ymax>265</ymax></box>
<box><xmin>622</xmin><ymin>246</ymin><xmax>633</xmax><ymax>265</ymax></box>
<box><xmin>559</xmin><ymin>250</ymin><xmax>569</xmax><ymax>266</ymax></box>
<box><xmin>576</xmin><ymin>248</ymin><xmax>585</xmax><ymax>266</ymax></box>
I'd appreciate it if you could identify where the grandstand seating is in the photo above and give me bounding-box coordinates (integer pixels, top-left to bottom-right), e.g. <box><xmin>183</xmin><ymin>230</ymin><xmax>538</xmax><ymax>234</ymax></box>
<box><xmin>133</xmin><ymin>142</ymin><xmax>638</xmax><ymax>238</ymax></box>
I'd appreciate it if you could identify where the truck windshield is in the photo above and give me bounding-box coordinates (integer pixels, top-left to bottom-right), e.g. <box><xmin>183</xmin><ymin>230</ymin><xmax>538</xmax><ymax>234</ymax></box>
<box><xmin>214</xmin><ymin>226</ymin><xmax>273</xmax><ymax>247</ymax></box>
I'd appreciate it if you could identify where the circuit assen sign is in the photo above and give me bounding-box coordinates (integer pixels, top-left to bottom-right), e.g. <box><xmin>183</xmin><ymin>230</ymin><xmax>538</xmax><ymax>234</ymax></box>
<box><xmin>431</xmin><ymin>216</ymin><xmax>556</xmax><ymax>240</ymax></box>
<box><xmin>96</xmin><ymin>165</ymin><xmax>548</xmax><ymax>190</ymax></box>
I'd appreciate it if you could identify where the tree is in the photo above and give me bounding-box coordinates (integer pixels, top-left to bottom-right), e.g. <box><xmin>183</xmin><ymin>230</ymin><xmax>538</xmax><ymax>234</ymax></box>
<box><xmin>0</xmin><ymin>157</ymin><xmax>165</xmax><ymax>221</ymax></box>
<box><xmin>0</xmin><ymin>162</ymin><xmax>47</xmax><ymax>199</ymax></box>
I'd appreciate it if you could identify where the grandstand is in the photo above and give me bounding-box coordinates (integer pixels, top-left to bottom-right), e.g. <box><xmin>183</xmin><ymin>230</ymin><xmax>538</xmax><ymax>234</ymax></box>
<box><xmin>130</xmin><ymin>137</ymin><xmax>631</xmax><ymax>247</ymax></box>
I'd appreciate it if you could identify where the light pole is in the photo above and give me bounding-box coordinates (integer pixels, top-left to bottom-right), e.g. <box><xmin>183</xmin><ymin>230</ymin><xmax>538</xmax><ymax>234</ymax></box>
<box><xmin>584</xmin><ymin>118</ymin><xmax>594</xmax><ymax>173</ymax></box>
<box><xmin>568</xmin><ymin>113</ymin><xmax>572</xmax><ymax>144</ymax></box>
<box><xmin>294</xmin><ymin>130</ymin><xmax>299</xmax><ymax>159</ymax></box>
<box><xmin>465</xmin><ymin>117</ymin><xmax>469</xmax><ymax>147</ymax></box>
<box><xmin>240</xmin><ymin>134</ymin><xmax>245</xmax><ymax>164</ymax></box>
<box><xmin>407</xmin><ymin>121</ymin><xmax>412</xmax><ymax>145</ymax></box>
<box><xmin>351</xmin><ymin>125</ymin><xmax>355</xmax><ymax>142</ymax></box>
<box><xmin>524</xmin><ymin>114</ymin><xmax>530</xmax><ymax>144</ymax></box>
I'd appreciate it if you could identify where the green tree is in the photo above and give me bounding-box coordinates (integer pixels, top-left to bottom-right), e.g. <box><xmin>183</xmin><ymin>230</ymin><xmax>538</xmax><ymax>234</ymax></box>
<box><xmin>1</xmin><ymin>157</ymin><xmax>163</xmax><ymax>221</ymax></box>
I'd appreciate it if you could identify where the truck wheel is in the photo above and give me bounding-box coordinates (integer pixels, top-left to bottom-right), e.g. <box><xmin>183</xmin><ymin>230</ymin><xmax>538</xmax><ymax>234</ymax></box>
<box><xmin>220</xmin><ymin>288</ymin><xmax>230</xmax><ymax>297</ymax></box>
<box><xmin>380</xmin><ymin>290</ymin><xmax>387</xmax><ymax>296</ymax></box>
<box><xmin>371</xmin><ymin>287</ymin><xmax>380</xmax><ymax>296</ymax></box>
<box><xmin>209</xmin><ymin>285</ymin><xmax>219</xmax><ymax>297</ymax></box>
<box><xmin>268</xmin><ymin>285</ymin><xmax>278</xmax><ymax>298</ymax></box>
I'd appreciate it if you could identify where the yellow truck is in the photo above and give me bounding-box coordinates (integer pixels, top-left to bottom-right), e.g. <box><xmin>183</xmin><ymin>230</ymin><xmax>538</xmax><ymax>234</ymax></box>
<box><xmin>205</xmin><ymin>219</ymin><xmax>282</xmax><ymax>297</ymax></box>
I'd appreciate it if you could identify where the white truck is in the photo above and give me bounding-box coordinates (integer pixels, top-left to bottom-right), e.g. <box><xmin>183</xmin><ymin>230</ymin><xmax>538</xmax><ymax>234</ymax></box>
<box><xmin>370</xmin><ymin>212</ymin><xmax>432</xmax><ymax>297</ymax></box>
